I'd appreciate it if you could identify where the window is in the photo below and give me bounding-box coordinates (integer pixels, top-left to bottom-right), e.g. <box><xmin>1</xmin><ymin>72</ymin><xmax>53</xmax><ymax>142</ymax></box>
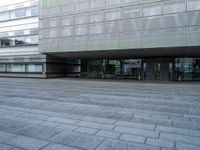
<box><xmin>30</xmin><ymin>6</ymin><xmax>38</xmax><ymax>16</ymax></box>
<box><xmin>26</xmin><ymin>35</ymin><xmax>39</xmax><ymax>44</ymax></box>
<box><xmin>0</xmin><ymin>64</ymin><xmax>6</xmax><ymax>72</ymax></box>
<box><xmin>14</xmin><ymin>30</ymin><xmax>24</xmax><ymax>36</ymax></box>
<box><xmin>0</xmin><ymin>32</ymin><xmax>8</xmax><ymax>38</ymax></box>
<box><xmin>26</xmin><ymin>64</ymin><xmax>43</xmax><ymax>72</ymax></box>
<box><xmin>10</xmin><ymin>8</ymin><xmax>26</xmax><ymax>19</ymax></box>
<box><xmin>7</xmin><ymin>64</ymin><xmax>26</xmax><ymax>72</ymax></box>
<box><xmin>30</xmin><ymin>28</ymin><xmax>38</xmax><ymax>35</ymax></box>
<box><xmin>0</xmin><ymin>11</ymin><xmax>9</xmax><ymax>21</ymax></box>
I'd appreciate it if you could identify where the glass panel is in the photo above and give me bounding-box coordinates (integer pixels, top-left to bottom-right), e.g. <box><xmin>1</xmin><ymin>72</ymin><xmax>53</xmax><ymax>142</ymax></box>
<box><xmin>89</xmin><ymin>23</ymin><xmax>102</xmax><ymax>34</ymax></box>
<box><xmin>14</xmin><ymin>30</ymin><xmax>24</xmax><ymax>36</ymax></box>
<box><xmin>27</xmin><ymin>64</ymin><xmax>43</xmax><ymax>72</ymax></box>
<box><xmin>102</xmin><ymin>33</ymin><xmax>119</xmax><ymax>49</ymax></box>
<box><xmin>75</xmin><ymin>14</ymin><xmax>87</xmax><ymax>24</ymax></box>
<box><xmin>0</xmin><ymin>11</ymin><xmax>9</xmax><ymax>21</ymax></box>
<box><xmin>61</xmin><ymin>27</ymin><xmax>73</xmax><ymax>37</ymax></box>
<box><xmin>0</xmin><ymin>32</ymin><xmax>8</xmax><ymax>38</ymax></box>
<box><xmin>121</xmin><ymin>18</ymin><xmax>140</xmax><ymax>32</ymax></box>
<box><xmin>121</xmin><ymin>6</ymin><xmax>140</xmax><ymax>19</ymax></box>
<box><xmin>142</xmin><ymin>16</ymin><xmax>161</xmax><ymax>30</ymax></box>
<box><xmin>7</xmin><ymin>64</ymin><xmax>25</xmax><ymax>72</ymax></box>
<box><xmin>71</xmin><ymin>36</ymin><xmax>86</xmax><ymax>50</ymax></box>
<box><xmin>26</xmin><ymin>35</ymin><xmax>39</xmax><ymax>44</ymax></box>
<box><xmin>141</xmin><ymin>0</ymin><xmax>162</xmax><ymax>4</ymax></box>
<box><xmin>164</xmin><ymin>0</ymin><xmax>186</xmax><ymax>14</ymax></box>
<box><xmin>87</xmin><ymin>34</ymin><xmax>102</xmax><ymax>50</ymax></box>
<box><xmin>10</xmin><ymin>8</ymin><xmax>26</xmax><ymax>19</ymax></box>
<box><xmin>187</xmin><ymin>11</ymin><xmax>200</xmax><ymax>26</ymax></box>
<box><xmin>104</xmin><ymin>21</ymin><xmax>120</xmax><ymax>33</ymax></box>
<box><xmin>122</xmin><ymin>0</ymin><xmax>140</xmax><ymax>5</ymax></box>
<box><xmin>163</xmin><ymin>27</ymin><xmax>185</xmax><ymax>47</ymax></box>
<box><xmin>120</xmin><ymin>32</ymin><xmax>139</xmax><ymax>48</ymax></box>
<box><xmin>58</xmin><ymin>37</ymin><xmax>70</xmax><ymax>51</ymax></box>
<box><xmin>104</xmin><ymin>0</ymin><xmax>120</xmax><ymax>6</ymax></box>
<box><xmin>176</xmin><ymin>58</ymin><xmax>200</xmax><ymax>81</ymax></box>
<box><xmin>186</xmin><ymin>26</ymin><xmax>200</xmax><ymax>46</ymax></box>
<box><xmin>90</xmin><ymin>0</ymin><xmax>102</xmax><ymax>9</ymax></box>
<box><xmin>61</xmin><ymin>16</ymin><xmax>73</xmax><ymax>26</ymax></box>
<box><xmin>30</xmin><ymin>6</ymin><xmax>39</xmax><ymax>16</ymax></box>
<box><xmin>163</xmin><ymin>13</ymin><xmax>185</xmax><ymax>28</ymax></box>
<box><xmin>0</xmin><ymin>64</ymin><xmax>6</xmax><ymax>72</ymax></box>
<box><xmin>187</xmin><ymin>0</ymin><xmax>200</xmax><ymax>11</ymax></box>
<box><xmin>140</xmin><ymin>29</ymin><xmax>162</xmax><ymax>48</ymax></box>
<box><xmin>104</xmin><ymin>9</ymin><xmax>120</xmax><ymax>21</ymax></box>
<box><xmin>141</xmin><ymin>2</ymin><xmax>162</xmax><ymax>16</ymax></box>
<box><xmin>89</xmin><ymin>11</ymin><xmax>102</xmax><ymax>23</ymax></box>
<box><xmin>47</xmin><ymin>18</ymin><xmax>57</xmax><ymax>28</ymax></box>
<box><xmin>75</xmin><ymin>0</ymin><xmax>88</xmax><ymax>11</ymax></box>
<box><xmin>75</xmin><ymin>25</ymin><xmax>86</xmax><ymax>35</ymax></box>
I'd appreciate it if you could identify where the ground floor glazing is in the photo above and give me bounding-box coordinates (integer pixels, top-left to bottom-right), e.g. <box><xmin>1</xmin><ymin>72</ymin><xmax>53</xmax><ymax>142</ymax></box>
<box><xmin>0</xmin><ymin>55</ymin><xmax>199</xmax><ymax>81</ymax></box>
<box><xmin>81</xmin><ymin>58</ymin><xmax>200</xmax><ymax>81</ymax></box>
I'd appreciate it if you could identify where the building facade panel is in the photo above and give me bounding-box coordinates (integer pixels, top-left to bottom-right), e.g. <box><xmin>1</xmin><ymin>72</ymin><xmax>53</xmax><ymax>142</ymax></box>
<box><xmin>39</xmin><ymin>0</ymin><xmax>200</xmax><ymax>54</ymax></box>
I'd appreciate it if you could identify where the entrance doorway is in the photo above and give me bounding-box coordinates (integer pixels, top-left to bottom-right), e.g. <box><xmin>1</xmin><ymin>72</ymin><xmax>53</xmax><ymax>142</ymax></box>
<box><xmin>143</xmin><ymin>59</ymin><xmax>175</xmax><ymax>81</ymax></box>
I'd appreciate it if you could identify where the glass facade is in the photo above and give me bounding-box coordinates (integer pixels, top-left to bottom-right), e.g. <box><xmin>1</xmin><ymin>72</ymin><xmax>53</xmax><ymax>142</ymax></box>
<box><xmin>0</xmin><ymin>0</ymin><xmax>43</xmax><ymax>77</ymax></box>
<box><xmin>0</xmin><ymin>1</ymin><xmax>39</xmax><ymax>48</ymax></box>
<box><xmin>0</xmin><ymin>6</ymin><xmax>38</xmax><ymax>22</ymax></box>
<box><xmin>0</xmin><ymin>64</ymin><xmax>43</xmax><ymax>73</ymax></box>
<box><xmin>81</xmin><ymin>58</ymin><xmax>200</xmax><ymax>81</ymax></box>
<box><xmin>40</xmin><ymin>0</ymin><xmax>200</xmax><ymax>52</ymax></box>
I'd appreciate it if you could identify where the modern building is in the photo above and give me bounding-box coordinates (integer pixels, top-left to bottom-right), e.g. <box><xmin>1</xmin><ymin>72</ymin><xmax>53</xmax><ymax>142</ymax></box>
<box><xmin>1</xmin><ymin>0</ymin><xmax>200</xmax><ymax>81</ymax></box>
<box><xmin>0</xmin><ymin>0</ymin><xmax>46</xmax><ymax>77</ymax></box>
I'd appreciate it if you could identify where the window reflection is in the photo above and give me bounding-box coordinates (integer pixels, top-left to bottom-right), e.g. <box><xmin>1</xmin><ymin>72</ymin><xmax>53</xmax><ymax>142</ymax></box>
<box><xmin>0</xmin><ymin>6</ymin><xmax>38</xmax><ymax>22</ymax></box>
<box><xmin>0</xmin><ymin>64</ymin><xmax>43</xmax><ymax>73</ymax></box>
<box><xmin>0</xmin><ymin>35</ymin><xmax>38</xmax><ymax>47</ymax></box>
<box><xmin>10</xmin><ymin>8</ymin><xmax>26</xmax><ymax>19</ymax></box>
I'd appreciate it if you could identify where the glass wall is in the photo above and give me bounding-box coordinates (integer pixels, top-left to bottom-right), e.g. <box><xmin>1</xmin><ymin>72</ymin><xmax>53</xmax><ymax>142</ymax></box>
<box><xmin>0</xmin><ymin>6</ymin><xmax>38</xmax><ymax>22</ymax></box>
<box><xmin>0</xmin><ymin>64</ymin><xmax>43</xmax><ymax>73</ymax></box>
<box><xmin>81</xmin><ymin>59</ymin><xmax>142</xmax><ymax>79</ymax></box>
<box><xmin>40</xmin><ymin>0</ymin><xmax>200</xmax><ymax>52</ymax></box>
<box><xmin>81</xmin><ymin>58</ymin><xmax>200</xmax><ymax>81</ymax></box>
<box><xmin>176</xmin><ymin>58</ymin><xmax>200</xmax><ymax>81</ymax></box>
<box><xmin>0</xmin><ymin>35</ymin><xmax>38</xmax><ymax>47</ymax></box>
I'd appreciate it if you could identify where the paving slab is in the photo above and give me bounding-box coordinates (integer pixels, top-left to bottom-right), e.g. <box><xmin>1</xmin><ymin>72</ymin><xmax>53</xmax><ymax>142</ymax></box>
<box><xmin>0</xmin><ymin>78</ymin><xmax>200</xmax><ymax>150</ymax></box>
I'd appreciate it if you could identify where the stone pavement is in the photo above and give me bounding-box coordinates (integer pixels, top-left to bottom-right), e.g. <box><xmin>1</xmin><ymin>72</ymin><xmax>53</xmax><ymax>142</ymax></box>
<box><xmin>0</xmin><ymin>78</ymin><xmax>199</xmax><ymax>150</ymax></box>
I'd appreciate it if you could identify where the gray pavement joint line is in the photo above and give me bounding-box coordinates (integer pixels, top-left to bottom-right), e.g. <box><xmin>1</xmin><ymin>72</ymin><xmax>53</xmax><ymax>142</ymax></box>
<box><xmin>0</xmin><ymin>140</ymin><xmax>27</xmax><ymax>150</ymax></box>
<box><xmin>94</xmin><ymin>137</ymin><xmax>106</xmax><ymax>150</ymax></box>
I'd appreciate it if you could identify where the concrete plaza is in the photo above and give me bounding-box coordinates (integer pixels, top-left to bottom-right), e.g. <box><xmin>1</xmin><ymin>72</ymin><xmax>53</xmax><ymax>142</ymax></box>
<box><xmin>0</xmin><ymin>78</ymin><xmax>200</xmax><ymax>150</ymax></box>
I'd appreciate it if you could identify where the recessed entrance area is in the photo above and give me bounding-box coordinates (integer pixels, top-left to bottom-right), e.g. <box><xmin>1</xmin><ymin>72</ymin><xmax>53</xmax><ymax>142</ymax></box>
<box><xmin>143</xmin><ymin>58</ymin><xmax>175</xmax><ymax>81</ymax></box>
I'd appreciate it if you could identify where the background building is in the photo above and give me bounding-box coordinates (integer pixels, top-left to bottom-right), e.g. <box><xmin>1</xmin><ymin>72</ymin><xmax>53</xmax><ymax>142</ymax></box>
<box><xmin>39</xmin><ymin>0</ymin><xmax>200</xmax><ymax>81</ymax></box>
<box><xmin>0</xmin><ymin>0</ymin><xmax>46</xmax><ymax>77</ymax></box>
